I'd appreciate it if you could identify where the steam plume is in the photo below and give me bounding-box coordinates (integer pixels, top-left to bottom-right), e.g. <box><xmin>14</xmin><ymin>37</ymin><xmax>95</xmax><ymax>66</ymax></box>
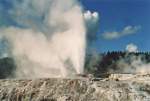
<box><xmin>112</xmin><ymin>54</ymin><xmax>150</xmax><ymax>74</ymax></box>
<box><xmin>126</xmin><ymin>43</ymin><xmax>138</xmax><ymax>52</ymax></box>
<box><xmin>108</xmin><ymin>44</ymin><xmax>150</xmax><ymax>74</ymax></box>
<box><xmin>0</xmin><ymin>0</ymin><xmax>87</xmax><ymax>78</ymax></box>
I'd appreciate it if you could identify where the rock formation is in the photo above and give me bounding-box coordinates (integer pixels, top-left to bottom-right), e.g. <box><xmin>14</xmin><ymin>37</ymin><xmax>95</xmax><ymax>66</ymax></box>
<box><xmin>0</xmin><ymin>74</ymin><xmax>150</xmax><ymax>101</ymax></box>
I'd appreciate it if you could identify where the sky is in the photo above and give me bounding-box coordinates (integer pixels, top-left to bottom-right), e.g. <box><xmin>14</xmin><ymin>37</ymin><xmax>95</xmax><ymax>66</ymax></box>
<box><xmin>81</xmin><ymin>0</ymin><xmax>150</xmax><ymax>52</ymax></box>
<box><xmin>0</xmin><ymin>0</ymin><xmax>150</xmax><ymax>53</ymax></box>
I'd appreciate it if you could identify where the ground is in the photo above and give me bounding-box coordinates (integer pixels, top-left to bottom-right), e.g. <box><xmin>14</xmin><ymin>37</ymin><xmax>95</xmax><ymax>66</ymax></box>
<box><xmin>0</xmin><ymin>74</ymin><xmax>150</xmax><ymax>101</ymax></box>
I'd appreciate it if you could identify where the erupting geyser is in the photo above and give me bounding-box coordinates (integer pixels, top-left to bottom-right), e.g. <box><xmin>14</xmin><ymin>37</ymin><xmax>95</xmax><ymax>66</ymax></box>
<box><xmin>0</xmin><ymin>0</ymin><xmax>89</xmax><ymax>78</ymax></box>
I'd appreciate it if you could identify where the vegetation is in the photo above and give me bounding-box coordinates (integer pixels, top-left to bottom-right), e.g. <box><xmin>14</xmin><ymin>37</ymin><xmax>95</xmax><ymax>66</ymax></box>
<box><xmin>0</xmin><ymin>57</ymin><xmax>16</xmax><ymax>79</ymax></box>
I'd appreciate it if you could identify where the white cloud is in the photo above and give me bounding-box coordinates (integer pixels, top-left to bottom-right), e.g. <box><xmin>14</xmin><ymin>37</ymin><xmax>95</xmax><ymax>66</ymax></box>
<box><xmin>84</xmin><ymin>10</ymin><xmax>99</xmax><ymax>23</ymax></box>
<box><xmin>102</xmin><ymin>25</ymin><xmax>141</xmax><ymax>40</ymax></box>
<box><xmin>126</xmin><ymin>43</ymin><xmax>138</xmax><ymax>52</ymax></box>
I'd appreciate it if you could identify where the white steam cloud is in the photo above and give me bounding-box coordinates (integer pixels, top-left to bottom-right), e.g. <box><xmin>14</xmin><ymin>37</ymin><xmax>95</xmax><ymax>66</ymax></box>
<box><xmin>109</xmin><ymin>44</ymin><xmax>150</xmax><ymax>74</ymax></box>
<box><xmin>113</xmin><ymin>54</ymin><xmax>150</xmax><ymax>74</ymax></box>
<box><xmin>0</xmin><ymin>0</ymin><xmax>93</xmax><ymax>78</ymax></box>
<box><xmin>102</xmin><ymin>25</ymin><xmax>141</xmax><ymax>40</ymax></box>
<box><xmin>126</xmin><ymin>43</ymin><xmax>138</xmax><ymax>52</ymax></box>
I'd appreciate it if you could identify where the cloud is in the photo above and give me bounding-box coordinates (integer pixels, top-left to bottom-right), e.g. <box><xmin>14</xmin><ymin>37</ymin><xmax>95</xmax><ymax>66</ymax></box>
<box><xmin>102</xmin><ymin>25</ymin><xmax>141</xmax><ymax>40</ymax></box>
<box><xmin>84</xmin><ymin>10</ymin><xmax>99</xmax><ymax>23</ymax></box>
<box><xmin>126</xmin><ymin>43</ymin><xmax>138</xmax><ymax>52</ymax></box>
<box><xmin>84</xmin><ymin>10</ymin><xmax>100</xmax><ymax>42</ymax></box>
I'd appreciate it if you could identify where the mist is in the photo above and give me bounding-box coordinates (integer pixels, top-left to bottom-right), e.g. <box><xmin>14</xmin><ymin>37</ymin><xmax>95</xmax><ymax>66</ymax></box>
<box><xmin>0</xmin><ymin>0</ymin><xmax>97</xmax><ymax>78</ymax></box>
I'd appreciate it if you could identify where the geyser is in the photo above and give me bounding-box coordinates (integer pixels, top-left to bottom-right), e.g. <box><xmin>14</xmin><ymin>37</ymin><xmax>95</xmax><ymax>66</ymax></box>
<box><xmin>0</xmin><ymin>0</ymin><xmax>87</xmax><ymax>78</ymax></box>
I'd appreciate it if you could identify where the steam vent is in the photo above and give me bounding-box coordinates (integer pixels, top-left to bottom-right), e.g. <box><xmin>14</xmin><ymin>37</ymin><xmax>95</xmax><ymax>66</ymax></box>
<box><xmin>0</xmin><ymin>74</ymin><xmax>150</xmax><ymax>101</ymax></box>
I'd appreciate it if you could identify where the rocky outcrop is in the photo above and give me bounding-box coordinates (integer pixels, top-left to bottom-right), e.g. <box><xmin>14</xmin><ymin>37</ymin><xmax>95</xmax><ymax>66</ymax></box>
<box><xmin>0</xmin><ymin>74</ymin><xmax>150</xmax><ymax>101</ymax></box>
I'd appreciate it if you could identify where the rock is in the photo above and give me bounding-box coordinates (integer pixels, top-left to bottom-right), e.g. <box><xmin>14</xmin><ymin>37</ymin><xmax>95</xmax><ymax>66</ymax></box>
<box><xmin>0</xmin><ymin>74</ymin><xmax>150</xmax><ymax>101</ymax></box>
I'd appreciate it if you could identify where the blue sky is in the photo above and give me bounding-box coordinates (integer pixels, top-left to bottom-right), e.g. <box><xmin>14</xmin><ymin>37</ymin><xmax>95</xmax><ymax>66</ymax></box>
<box><xmin>81</xmin><ymin>0</ymin><xmax>150</xmax><ymax>52</ymax></box>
